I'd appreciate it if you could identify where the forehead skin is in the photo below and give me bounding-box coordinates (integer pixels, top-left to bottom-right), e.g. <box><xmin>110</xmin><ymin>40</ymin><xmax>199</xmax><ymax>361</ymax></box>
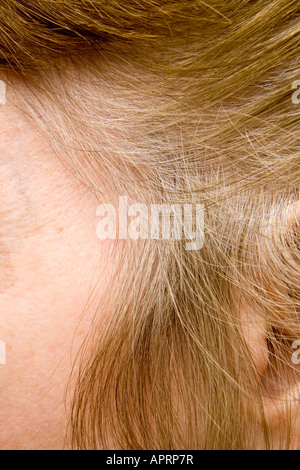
<box><xmin>0</xmin><ymin>78</ymin><xmax>114</xmax><ymax>449</ymax></box>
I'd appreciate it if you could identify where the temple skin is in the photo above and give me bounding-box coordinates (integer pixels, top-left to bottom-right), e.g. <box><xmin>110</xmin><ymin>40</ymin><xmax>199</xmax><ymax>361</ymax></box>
<box><xmin>0</xmin><ymin>80</ymin><xmax>115</xmax><ymax>449</ymax></box>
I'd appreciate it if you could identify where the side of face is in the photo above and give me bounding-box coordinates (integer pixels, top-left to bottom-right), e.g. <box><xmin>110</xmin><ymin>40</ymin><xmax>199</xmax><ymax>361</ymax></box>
<box><xmin>0</xmin><ymin>79</ymin><xmax>116</xmax><ymax>449</ymax></box>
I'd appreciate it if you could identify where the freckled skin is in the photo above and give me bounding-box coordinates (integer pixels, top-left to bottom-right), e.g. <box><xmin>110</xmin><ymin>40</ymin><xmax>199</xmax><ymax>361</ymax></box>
<box><xmin>0</xmin><ymin>84</ymin><xmax>115</xmax><ymax>449</ymax></box>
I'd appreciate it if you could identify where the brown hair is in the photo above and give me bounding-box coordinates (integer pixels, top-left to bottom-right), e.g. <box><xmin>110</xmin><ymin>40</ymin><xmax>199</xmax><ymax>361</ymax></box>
<box><xmin>1</xmin><ymin>0</ymin><xmax>300</xmax><ymax>449</ymax></box>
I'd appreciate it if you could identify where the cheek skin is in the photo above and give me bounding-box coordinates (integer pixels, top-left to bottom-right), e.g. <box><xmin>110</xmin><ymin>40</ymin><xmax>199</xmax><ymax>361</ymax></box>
<box><xmin>0</xmin><ymin>99</ymin><xmax>116</xmax><ymax>449</ymax></box>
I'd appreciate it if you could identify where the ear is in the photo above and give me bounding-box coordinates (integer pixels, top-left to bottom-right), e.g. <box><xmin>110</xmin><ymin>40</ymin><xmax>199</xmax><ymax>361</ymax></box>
<box><xmin>240</xmin><ymin>199</ymin><xmax>300</xmax><ymax>448</ymax></box>
<box><xmin>240</xmin><ymin>301</ymin><xmax>269</xmax><ymax>378</ymax></box>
